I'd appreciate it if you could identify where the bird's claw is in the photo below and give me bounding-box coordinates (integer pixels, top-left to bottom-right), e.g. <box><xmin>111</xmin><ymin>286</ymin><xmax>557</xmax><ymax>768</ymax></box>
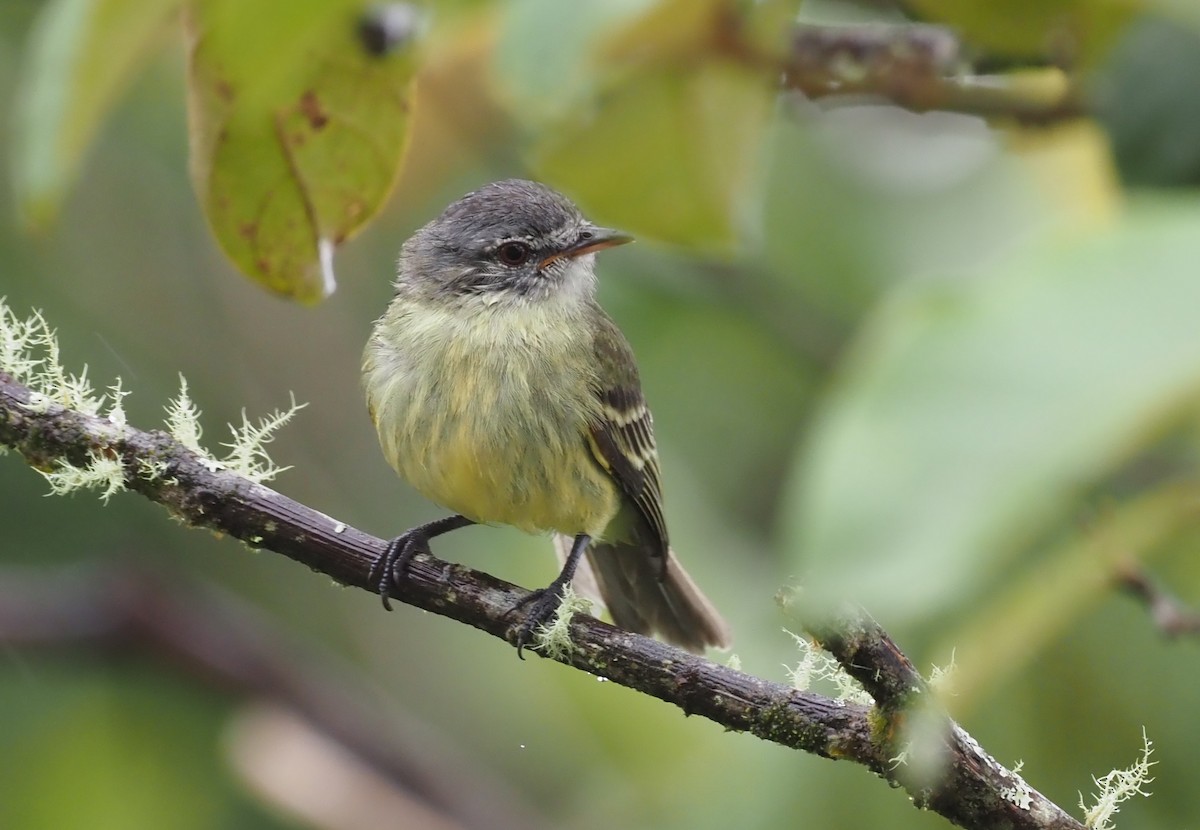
<box><xmin>510</xmin><ymin>585</ymin><xmax>567</xmax><ymax>660</ymax></box>
<box><xmin>370</xmin><ymin>531</ymin><xmax>430</xmax><ymax>611</ymax></box>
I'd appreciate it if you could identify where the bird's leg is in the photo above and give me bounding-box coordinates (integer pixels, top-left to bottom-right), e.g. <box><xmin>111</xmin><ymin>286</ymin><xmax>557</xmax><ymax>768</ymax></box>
<box><xmin>511</xmin><ymin>533</ymin><xmax>591</xmax><ymax>659</ymax></box>
<box><xmin>371</xmin><ymin>514</ymin><xmax>475</xmax><ymax>610</ymax></box>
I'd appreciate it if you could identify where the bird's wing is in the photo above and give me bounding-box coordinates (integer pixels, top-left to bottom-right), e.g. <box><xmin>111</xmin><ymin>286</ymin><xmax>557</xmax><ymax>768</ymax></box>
<box><xmin>585</xmin><ymin>311</ymin><xmax>669</xmax><ymax>560</ymax></box>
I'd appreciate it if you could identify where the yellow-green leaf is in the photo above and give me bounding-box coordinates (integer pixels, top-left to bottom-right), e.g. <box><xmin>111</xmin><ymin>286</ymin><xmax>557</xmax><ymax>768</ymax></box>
<box><xmin>492</xmin><ymin>0</ymin><xmax>652</xmax><ymax>127</ymax></box>
<box><xmin>601</xmin><ymin>0</ymin><xmax>730</xmax><ymax>66</ymax></box>
<box><xmin>786</xmin><ymin>198</ymin><xmax>1200</xmax><ymax>621</ymax></box>
<box><xmin>498</xmin><ymin>0</ymin><xmax>781</xmax><ymax>249</ymax></box>
<box><xmin>13</xmin><ymin>0</ymin><xmax>182</xmax><ymax>230</ymax></box>
<box><xmin>186</xmin><ymin>0</ymin><xmax>419</xmax><ymax>303</ymax></box>
<box><xmin>934</xmin><ymin>485</ymin><xmax>1194</xmax><ymax>715</ymax></box>
<box><xmin>532</xmin><ymin>60</ymin><xmax>770</xmax><ymax>250</ymax></box>
<box><xmin>1151</xmin><ymin>0</ymin><xmax>1200</xmax><ymax>30</ymax></box>
<box><xmin>904</xmin><ymin>0</ymin><xmax>1141</xmax><ymax>63</ymax></box>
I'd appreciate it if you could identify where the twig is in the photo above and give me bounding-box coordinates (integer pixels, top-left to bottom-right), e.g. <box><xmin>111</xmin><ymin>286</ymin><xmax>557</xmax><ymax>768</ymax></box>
<box><xmin>782</xmin><ymin>24</ymin><xmax>1084</xmax><ymax>124</ymax></box>
<box><xmin>1116</xmin><ymin>559</ymin><xmax>1200</xmax><ymax>639</ymax></box>
<box><xmin>0</xmin><ymin>369</ymin><xmax>1085</xmax><ymax>829</ymax></box>
<box><xmin>0</xmin><ymin>564</ymin><xmax>548</xmax><ymax>830</ymax></box>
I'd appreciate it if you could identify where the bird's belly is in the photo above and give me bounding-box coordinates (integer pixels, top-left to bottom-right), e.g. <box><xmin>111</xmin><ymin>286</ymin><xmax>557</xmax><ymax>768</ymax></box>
<box><xmin>410</xmin><ymin>418</ymin><xmax>619</xmax><ymax>536</ymax></box>
<box><xmin>366</xmin><ymin>319</ymin><xmax>619</xmax><ymax>536</ymax></box>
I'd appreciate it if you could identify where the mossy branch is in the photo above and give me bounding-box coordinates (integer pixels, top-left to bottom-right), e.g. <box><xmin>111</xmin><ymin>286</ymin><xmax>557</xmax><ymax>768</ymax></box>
<box><xmin>0</xmin><ymin>366</ymin><xmax>1097</xmax><ymax>830</ymax></box>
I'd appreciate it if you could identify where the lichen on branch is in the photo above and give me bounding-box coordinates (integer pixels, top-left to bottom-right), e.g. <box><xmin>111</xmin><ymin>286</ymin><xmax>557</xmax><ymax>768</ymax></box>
<box><xmin>0</xmin><ymin>299</ymin><xmax>302</xmax><ymax>498</ymax></box>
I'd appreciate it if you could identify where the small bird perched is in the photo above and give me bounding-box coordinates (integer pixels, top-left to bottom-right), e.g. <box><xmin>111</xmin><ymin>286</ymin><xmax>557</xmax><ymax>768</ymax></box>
<box><xmin>362</xmin><ymin>179</ymin><xmax>731</xmax><ymax>655</ymax></box>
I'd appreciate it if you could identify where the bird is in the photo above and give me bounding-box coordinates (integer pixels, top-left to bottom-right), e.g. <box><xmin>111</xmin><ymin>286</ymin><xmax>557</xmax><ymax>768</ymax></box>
<box><xmin>362</xmin><ymin>179</ymin><xmax>731</xmax><ymax>655</ymax></box>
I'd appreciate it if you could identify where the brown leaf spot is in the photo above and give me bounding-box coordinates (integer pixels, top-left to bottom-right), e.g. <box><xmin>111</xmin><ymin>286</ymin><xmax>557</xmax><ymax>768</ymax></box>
<box><xmin>298</xmin><ymin>90</ymin><xmax>329</xmax><ymax>130</ymax></box>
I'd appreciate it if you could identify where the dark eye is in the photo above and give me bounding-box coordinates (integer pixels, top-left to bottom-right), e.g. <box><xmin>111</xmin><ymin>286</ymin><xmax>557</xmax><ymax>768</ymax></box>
<box><xmin>496</xmin><ymin>242</ymin><xmax>530</xmax><ymax>266</ymax></box>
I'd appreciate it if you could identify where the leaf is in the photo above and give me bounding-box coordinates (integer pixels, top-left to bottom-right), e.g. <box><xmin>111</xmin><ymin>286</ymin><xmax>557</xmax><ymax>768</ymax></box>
<box><xmin>185</xmin><ymin>0</ymin><xmax>419</xmax><ymax>303</ymax></box>
<box><xmin>1151</xmin><ymin>0</ymin><xmax>1200</xmax><ymax>30</ymax></box>
<box><xmin>531</xmin><ymin>59</ymin><xmax>770</xmax><ymax>250</ymax></box>
<box><xmin>1006</xmin><ymin>120</ymin><xmax>1122</xmax><ymax>229</ymax></box>
<box><xmin>600</xmin><ymin>0</ymin><xmax>734</xmax><ymax>65</ymax></box>
<box><xmin>492</xmin><ymin>0</ymin><xmax>653</xmax><ymax>127</ymax></box>
<box><xmin>1093</xmin><ymin>17</ymin><xmax>1200</xmax><ymax>187</ymax></box>
<box><xmin>785</xmin><ymin>198</ymin><xmax>1200</xmax><ymax>621</ymax></box>
<box><xmin>4</xmin><ymin>678</ymin><xmax>225</xmax><ymax>830</ymax></box>
<box><xmin>13</xmin><ymin>0</ymin><xmax>182</xmax><ymax>230</ymax></box>
<box><xmin>904</xmin><ymin>0</ymin><xmax>1140</xmax><ymax>63</ymax></box>
<box><xmin>933</xmin><ymin>485</ymin><xmax>1194</xmax><ymax>714</ymax></box>
<box><xmin>499</xmin><ymin>0</ymin><xmax>779</xmax><ymax>249</ymax></box>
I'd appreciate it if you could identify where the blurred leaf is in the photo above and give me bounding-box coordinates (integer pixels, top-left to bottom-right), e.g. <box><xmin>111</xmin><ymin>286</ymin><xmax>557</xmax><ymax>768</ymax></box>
<box><xmin>185</xmin><ymin>0</ymin><xmax>419</xmax><ymax>304</ymax></box>
<box><xmin>786</xmin><ymin>197</ymin><xmax>1200</xmax><ymax>621</ymax></box>
<box><xmin>1149</xmin><ymin>0</ymin><xmax>1200</xmax><ymax>28</ymax></box>
<box><xmin>904</xmin><ymin>0</ymin><xmax>1140</xmax><ymax>63</ymax></box>
<box><xmin>532</xmin><ymin>60</ymin><xmax>770</xmax><ymax>249</ymax></box>
<box><xmin>934</xmin><ymin>484</ymin><xmax>1194</xmax><ymax>715</ymax></box>
<box><xmin>495</xmin><ymin>0</ymin><xmax>801</xmax><ymax>123</ymax></box>
<box><xmin>1092</xmin><ymin>15</ymin><xmax>1200</xmax><ymax>187</ymax></box>
<box><xmin>1005</xmin><ymin>119</ymin><xmax>1122</xmax><ymax>229</ymax></box>
<box><xmin>740</xmin><ymin>0</ymin><xmax>807</xmax><ymax>61</ymax></box>
<box><xmin>613</xmin><ymin>283</ymin><xmax>815</xmax><ymax>526</ymax></box>
<box><xmin>492</xmin><ymin>0</ymin><xmax>652</xmax><ymax>126</ymax></box>
<box><xmin>13</xmin><ymin>0</ymin><xmax>181</xmax><ymax>230</ymax></box>
<box><xmin>499</xmin><ymin>0</ymin><xmax>779</xmax><ymax>248</ymax></box>
<box><xmin>3</xmin><ymin>676</ymin><xmax>227</xmax><ymax>830</ymax></box>
<box><xmin>756</xmin><ymin>107</ymin><xmax>1040</xmax><ymax>333</ymax></box>
<box><xmin>601</xmin><ymin>0</ymin><xmax>733</xmax><ymax>65</ymax></box>
<box><xmin>390</xmin><ymin>10</ymin><xmax>509</xmax><ymax>200</ymax></box>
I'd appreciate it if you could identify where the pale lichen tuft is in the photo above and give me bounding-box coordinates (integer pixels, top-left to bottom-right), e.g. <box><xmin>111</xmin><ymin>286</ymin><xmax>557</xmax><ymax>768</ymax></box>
<box><xmin>532</xmin><ymin>584</ymin><xmax>592</xmax><ymax>660</ymax></box>
<box><xmin>221</xmin><ymin>393</ymin><xmax>306</xmax><ymax>483</ymax></box>
<box><xmin>783</xmin><ymin>629</ymin><xmax>872</xmax><ymax>705</ymax></box>
<box><xmin>137</xmin><ymin>457</ymin><xmax>170</xmax><ymax>481</ymax></box>
<box><xmin>1080</xmin><ymin>729</ymin><xmax>1154</xmax><ymax>830</ymax></box>
<box><xmin>2</xmin><ymin>300</ymin><xmax>305</xmax><ymax>499</ymax></box>
<box><xmin>43</xmin><ymin>451</ymin><xmax>127</xmax><ymax>501</ymax></box>
<box><xmin>928</xmin><ymin>648</ymin><xmax>957</xmax><ymax>697</ymax></box>
<box><xmin>164</xmin><ymin>375</ymin><xmax>206</xmax><ymax>455</ymax></box>
<box><xmin>0</xmin><ymin>301</ymin><xmax>106</xmax><ymax>414</ymax></box>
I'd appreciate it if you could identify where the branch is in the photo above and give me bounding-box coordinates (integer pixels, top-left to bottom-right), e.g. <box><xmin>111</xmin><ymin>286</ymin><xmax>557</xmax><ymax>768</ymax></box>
<box><xmin>789</xmin><ymin>593</ymin><xmax>1081</xmax><ymax>828</ymax></box>
<box><xmin>0</xmin><ymin>369</ymin><xmax>1085</xmax><ymax>829</ymax></box>
<box><xmin>782</xmin><ymin>24</ymin><xmax>1083</xmax><ymax>124</ymax></box>
<box><xmin>1116</xmin><ymin>559</ymin><xmax>1200</xmax><ymax>639</ymax></box>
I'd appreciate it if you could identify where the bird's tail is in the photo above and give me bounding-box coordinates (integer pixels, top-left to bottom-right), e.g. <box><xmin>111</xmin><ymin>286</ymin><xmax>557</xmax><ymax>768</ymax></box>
<box><xmin>555</xmin><ymin>535</ymin><xmax>731</xmax><ymax>653</ymax></box>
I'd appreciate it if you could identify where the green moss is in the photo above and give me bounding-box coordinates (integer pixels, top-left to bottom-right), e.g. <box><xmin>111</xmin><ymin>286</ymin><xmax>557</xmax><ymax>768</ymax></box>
<box><xmin>748</xmin><ymin>700</ymin><xmax>824</xmax><ymax>750</ymax></box>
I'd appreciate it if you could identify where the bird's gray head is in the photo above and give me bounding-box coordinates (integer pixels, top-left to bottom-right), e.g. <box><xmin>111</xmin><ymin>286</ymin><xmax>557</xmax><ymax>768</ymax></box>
<box><xmin>396</xmin><ymin>179</ymin><xmax>632</xmax><ymax>305</ymax></box>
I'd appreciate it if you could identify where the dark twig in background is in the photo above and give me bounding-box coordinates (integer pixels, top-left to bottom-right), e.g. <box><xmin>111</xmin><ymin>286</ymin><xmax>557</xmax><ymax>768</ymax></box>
<box><xmin>0</xmin><ymin>369</ymin><xmax>1087</xmax><ymax>829</ymax></box>
<box><xmin>1116</xmin><ymin>559</ymin><xmax>1200</xmax><ymax>639</ymax></box>
<box><xmin>0</xmin><ymin>565</ymin><xmax>546</xmax><ymax>830</ymax></box>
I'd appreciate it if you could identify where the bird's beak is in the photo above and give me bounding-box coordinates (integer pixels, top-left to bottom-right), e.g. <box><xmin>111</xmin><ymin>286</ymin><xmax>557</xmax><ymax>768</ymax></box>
<box><xmin>539</xmin><ymin>226</ymin><xmax>633</xmax><ymax>269</ymax></box>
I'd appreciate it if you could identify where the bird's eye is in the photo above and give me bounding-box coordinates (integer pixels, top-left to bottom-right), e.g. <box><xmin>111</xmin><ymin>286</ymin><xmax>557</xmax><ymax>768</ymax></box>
<box><xmin>496</xmin><ymin>242</ymin><xmax>531</xmax><ymax>266</ymax></box>
<box><xmin>578</xmin><ymin>229</ymin><xmax>594</xmax><ymax>241</ymax></box>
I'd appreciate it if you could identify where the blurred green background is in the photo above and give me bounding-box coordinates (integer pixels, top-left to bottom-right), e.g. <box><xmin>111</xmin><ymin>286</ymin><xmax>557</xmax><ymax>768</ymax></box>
<box><xmin>3</xmin><ymin>0</ymin><xmax>1200</xmax><ymax>827</ymax></box>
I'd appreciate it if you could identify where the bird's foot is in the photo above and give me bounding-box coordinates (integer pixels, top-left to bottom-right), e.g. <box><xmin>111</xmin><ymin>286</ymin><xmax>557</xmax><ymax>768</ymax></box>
<box><xmin>370</xmin><ymin>530</ymin><xmax>431</xmax><ymax>611</ymax></box>
<box><xmin>510</xmin><ymin>578</ymin><xmax>571</xmax><ymax>660</ymax></box>
<box><xmin>370</xmin><ymin>514</ymin><xmax>475</xmax><ymax>611</ymax></box>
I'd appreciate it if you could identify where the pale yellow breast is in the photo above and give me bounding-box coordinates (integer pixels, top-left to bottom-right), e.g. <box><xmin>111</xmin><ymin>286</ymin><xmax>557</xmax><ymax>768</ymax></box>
<box><xmin>364</xmin><ymin>298</ymin><xmax>620</xmax><ymax>536</ymax></box>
